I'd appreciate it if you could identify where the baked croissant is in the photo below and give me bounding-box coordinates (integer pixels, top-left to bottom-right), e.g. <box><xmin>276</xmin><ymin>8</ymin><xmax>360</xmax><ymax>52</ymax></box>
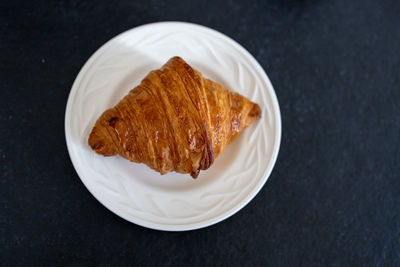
<box><xmin>88</xmin><ymin>57</ymin><xmax>261</xmax><ymax>178</ymax></box>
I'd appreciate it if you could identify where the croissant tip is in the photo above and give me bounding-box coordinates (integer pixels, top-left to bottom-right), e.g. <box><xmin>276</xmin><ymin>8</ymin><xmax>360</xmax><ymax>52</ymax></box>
<box><xmin>190</xmin><ymin>169</ymin><xmax>200</xmax><ymax>179</ymax></box>
<box><xmin>170</xmin><ymin>56</ymin><xmax>184</xmax><ymax>61</ymax></box>
<box><xmin>88</xmin><ymin>131</ymin><xmax>100</xmax><ymax>149</ymax></box>
<box><xmin>89</xmin><ymin>139</ymin><xmax>104</xmax><ymax>151</ymax></box>
<box><xmin>88</xmin><ymin>127</ymin><xmax>117</xmax><ymax>156</ymax></box>
<box><xmin>250</xmin><ymin>104</ymin><xmax>262</xmax><ymax>119</ymax></box>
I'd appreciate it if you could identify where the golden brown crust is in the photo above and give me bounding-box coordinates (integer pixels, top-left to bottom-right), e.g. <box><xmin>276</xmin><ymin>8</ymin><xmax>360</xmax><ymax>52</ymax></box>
<box><xmin>88</xmin><ymin>57</ymin><xmax>261</xmax><ymax>178</ymax></box>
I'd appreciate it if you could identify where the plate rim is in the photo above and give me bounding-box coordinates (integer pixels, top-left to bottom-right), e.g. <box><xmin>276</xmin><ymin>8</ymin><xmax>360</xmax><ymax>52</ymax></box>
<box><xmin>65</xmin><ymin>21</ymin><xmax>282</xmax><ymax>231</ymax></box>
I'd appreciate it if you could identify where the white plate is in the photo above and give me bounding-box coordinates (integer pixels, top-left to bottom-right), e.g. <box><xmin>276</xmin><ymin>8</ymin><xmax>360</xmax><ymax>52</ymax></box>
<box><xmin>65</xmin><ymin>22</ymin><xmax>281</xmax><ymax>231</ymax></box>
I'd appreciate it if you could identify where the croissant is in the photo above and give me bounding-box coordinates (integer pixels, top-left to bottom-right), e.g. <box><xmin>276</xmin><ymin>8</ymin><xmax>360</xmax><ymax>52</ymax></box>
<box><xmin>88</xmin><ymin>57</ymin><xmax>261</xmax><ymax>178</ymax></box>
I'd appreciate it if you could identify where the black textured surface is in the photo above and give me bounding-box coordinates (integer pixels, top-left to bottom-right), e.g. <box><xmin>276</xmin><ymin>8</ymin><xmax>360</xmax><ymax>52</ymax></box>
<box><xmin>1</xmin><ymin>0</ymin><xmax>400</xmax><ymax>265</ymax></box>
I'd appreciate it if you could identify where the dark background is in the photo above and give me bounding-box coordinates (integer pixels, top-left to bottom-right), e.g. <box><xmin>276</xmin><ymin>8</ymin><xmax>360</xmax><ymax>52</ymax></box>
<box><xmin>1</xmin><ymin>0</ymin><xmax>400</xmax><ymax>265</ymax></box>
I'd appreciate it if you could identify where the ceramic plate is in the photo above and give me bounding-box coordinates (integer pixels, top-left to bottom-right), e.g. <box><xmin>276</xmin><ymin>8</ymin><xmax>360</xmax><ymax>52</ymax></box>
<box><xmin>65</xmin><ymin>22</ymin><xmax>281</xmax><ymax>231</ymax></box>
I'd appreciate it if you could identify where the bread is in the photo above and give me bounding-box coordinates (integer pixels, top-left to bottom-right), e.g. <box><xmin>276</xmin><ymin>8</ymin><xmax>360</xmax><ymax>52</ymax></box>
<box><xmin>88</xmin><ymin>57</ymin><xmax>261</xmax><ymax>178</ymax></box>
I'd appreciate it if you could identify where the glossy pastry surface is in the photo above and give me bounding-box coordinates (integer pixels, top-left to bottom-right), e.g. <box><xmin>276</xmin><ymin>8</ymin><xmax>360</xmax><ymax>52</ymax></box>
<box><xmin>88</xmin><ymin>57</ymin><xmax>261</xmax><ymax>178</ymax></box>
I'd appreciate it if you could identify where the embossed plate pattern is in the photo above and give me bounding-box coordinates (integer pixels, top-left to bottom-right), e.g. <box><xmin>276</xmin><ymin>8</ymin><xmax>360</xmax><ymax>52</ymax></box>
<box><xmin>65</xmin><ymin>22</ymin><xmax>281</xmax><ymax>231</ymax></box>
